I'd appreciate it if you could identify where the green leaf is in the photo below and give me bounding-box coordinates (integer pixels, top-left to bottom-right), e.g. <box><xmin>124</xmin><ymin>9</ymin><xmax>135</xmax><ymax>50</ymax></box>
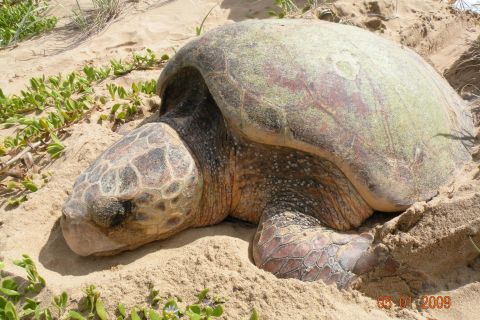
<box><xmin>13</xmin><ymin>255</ymin><xmax>45</xmax><ymax>292</ymax></box>
<box><xmin>187</xmin><ymin>313</ymin><xmax>202</xmax><ymax>320</ymax></box>
<box><xmin>4</xmin><ymin>301</ymin><xmax>17</xmax><ymax>320</ymax></box>
<box><xmin>44</xmin><ymin>308</ymin><xmax>53</xmax><ymax>320</ymax></box>
<box><xmin>35</xmin><ymin>305</ymin><xmax>42</xmax><ymax>320</ymax></box>
<box><xmin>84</xmin><ymin>285</ymin><xmax>97</xmax><ymax>315</ymax></box>
<box><xmin>149</xmin><ymin>288</ymin><xmax>159</xmax><ymax>299</ymax></box>
<box><xmin>111</xmin><ymin>103</ymin><xmax>121</xmax><ymax>114</ymax></box>
<box><xmin>126</xmin><ymin>104</ymin><xmax>138</xmax><ymax>116</ymax></box>
<box><xmin>30</xmin><ymin>78</ymin><xmax>39</xmax><ymax>91</ymax></box>
<box><xmin>98</xmin><ymin>114</ymin><xmax>108</xmax><ymax>122</ymax></box>
<box><xmin>47</xmin><ymin>133</ymin><xmax>64</xmax><ymax>157</ymax></box>
<box><xmin>107</xmin><ymin>84</ymin><xmax>117</xmax><ymax>100</ymax></box>
<box><xmin>68</xmin><ymin>73</ymin><xmax>76</xmax><ymax>86</ymax></box>
<box><xmin>116</xmin><ymin>304</ymin><xmax>126</xmax><ymax>318</ymax></box>
<box><xmin>211</xmin><ymin>304</ymin><xmax>223</xmax><ymax>317</ymax></box>
<box><xmin>250</xmin><ymin>308</ymin><xmax>259</xmax><ymax>320</ymax></box>
<box><xmin>7</xmin><ymin>195</ymin><xmax>27</xmax><ymax>206</ymax></box>
<box><xmin>0</xmin><ymin>279</ymin><xmax>19</xmax><ymax>301</ymax></box>
<box><xmin>6</xmin><ymin>180</ymin><xmax>21</xmax><ymax>190</ymax></box>
<box><xmin>205</xmin><ymin>305</ymin><xmax>213</xmax><ymax>316</ymax></box>
<box><xmin>38</xmin><ymin>275</ymin><xmax>46</xmax><ymax>287</ymax></box>
<box><xmin>148</xmin><ymin>309</ymin><xmax>161</xmax><ymax>320</ymax></box>
<box><xmin>83</xmin><ymin>66</ymin><xmax>96</xmax><ymax>82</ymax></box>
<box><xmin>48</xmin><ymin>76</ymin><xmax>60</xmax><ymax>88</ymax></box>
<box><xmin>0</xmin><ymin>145</ymin><xmax>6</xmax><ymax>156</ymax></box>
<box><xmin>117</xmin><ymin>86</ymin><xmax>127</xmax><ymax>99</ymax></box>
<box><xmin>197</xmin><ymin>288</ymin><xmax>209</xmax><ymax>302</ymax></box>
<box><xmin>195</xmin><ymin>5</ymin><xmax>216</xmax><ymax>36</ymax></box>
<box><xmin>53</xmin><ymin>291</ymin><xmax>68</xmax><ymax>311</ymax></box>
<box><xmin>21</xmin><ymin>179</ymin><xmax>38</xmax><ymax>192</ymax></box>
<box><xmin>0</xmin><ymin>287</ymin><xmax>20</xmax><ymax>297</ymax></box>
<box><xmin>19</xmin><ymin>306</ymin><xmax>37</xmax><ymax>318</ymax></box>
<box><xmin>131</xmin><ymin>82</ymin><xmax>139</xmax><ymax>94</ymax></box>
<box><xmin>0</xmin><ymin>295</ymin><xmax>7</xmax><ymax>309</ymax></box>
<box><xmin>23</xmin><ymin>298</ymin><xmax>40</xmax><ymax>311</ymax></box>
<box><xmin>99</xmin><ymin>67</ymin><xmax>111</xmax><ymax>79</ymax></box>
<box><xmin>0</xmin><ymin>262</ymin><xmax>4</xmax><ymax>271</ymax></box>
<box><xmin>95</xmin><ymin>298</ymin><xmax>108</xmax><ymax>320</ymax></box>
<box><xmin>39</xmin><ymin>118</ymin><xmax>50</xmax><ymax>132</ymax></box>
<box><xmin>1</xmin><ymin>279</ymin><xmax>17</xmax><ymax>291</ymax></box>
<box><xmin>141</xmin><ymin>308</ymin><xmax>149</xmax><ymax>319</ymax></box>
<box><xmin>68</xmin><ymin>310</ymin><xmax>87</xmax><ymax>320</ymax></box>
<box><xmin>187</xmin><ymin>305</ymin><xmax>201</xmax><ymax>314</ymax></box>
<box><xmin>116</xmin><ymin>111</ymin><xmax>126</xmax><ymax>121</ymax></box>
<box><xmin>130</xmin><ymin>308</ymin><xmax>141</xmax><ymax>320</ymax></box>
<box><xmin>47</xmin><ymin>141</ymin><xmax>65</xmax><ymax>159</ymax></box>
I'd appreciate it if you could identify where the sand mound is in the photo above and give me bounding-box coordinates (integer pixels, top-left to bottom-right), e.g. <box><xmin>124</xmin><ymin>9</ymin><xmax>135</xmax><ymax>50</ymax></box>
<box><xmin>445</xmin><ymin>37</ymin><xmax>480</xmax><ymax>98</ymax></box>
<box><xmin>1</xmin><ymin>0</ymin><xmax>480</xmax><ymax>319</ymax></box>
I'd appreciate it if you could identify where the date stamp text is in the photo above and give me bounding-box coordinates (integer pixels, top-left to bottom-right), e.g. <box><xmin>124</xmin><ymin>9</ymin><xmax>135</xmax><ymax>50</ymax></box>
<box><xmin>377</xmin><ymin>295</ymin><xmax>452</xmax><ymax>310</ymax></box>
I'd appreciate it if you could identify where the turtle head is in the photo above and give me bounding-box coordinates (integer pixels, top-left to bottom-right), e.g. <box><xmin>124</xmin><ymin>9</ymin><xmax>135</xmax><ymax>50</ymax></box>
<box><xmin>61</xmin><ymin>122</ymin><xmax>203</xmax><ymax>256</ymax></box>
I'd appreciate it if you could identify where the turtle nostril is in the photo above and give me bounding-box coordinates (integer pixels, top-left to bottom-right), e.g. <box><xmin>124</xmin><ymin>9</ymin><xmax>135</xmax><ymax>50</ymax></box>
<box><xmin>61</xmin><ymin>205</ymin><xmax>74</xmax><ymax>220</ymax></box>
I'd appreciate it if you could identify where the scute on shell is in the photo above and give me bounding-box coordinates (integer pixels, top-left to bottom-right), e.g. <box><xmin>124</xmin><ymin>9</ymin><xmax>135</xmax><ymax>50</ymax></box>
<box><xmin>157</xmin><ymin>19</ymin><xmax>473</xmax><ymax>211</ymax></box>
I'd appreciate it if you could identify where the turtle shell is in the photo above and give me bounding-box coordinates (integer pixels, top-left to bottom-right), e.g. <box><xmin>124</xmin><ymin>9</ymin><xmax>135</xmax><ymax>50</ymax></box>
<box><xmin>157</xmin><ymin>19</ymin><xmax>473</xmax><ymax>212</ymax></box>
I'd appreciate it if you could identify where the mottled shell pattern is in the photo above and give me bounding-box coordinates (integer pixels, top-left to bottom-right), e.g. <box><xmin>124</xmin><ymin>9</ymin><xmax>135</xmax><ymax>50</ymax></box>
<box><xmin>158</xmin><ymin>19</ymin><xmax>473</xmax><ymax>211</ymax></box>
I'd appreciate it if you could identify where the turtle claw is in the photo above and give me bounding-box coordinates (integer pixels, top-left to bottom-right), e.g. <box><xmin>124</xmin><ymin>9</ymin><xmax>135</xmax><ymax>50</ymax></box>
<box><xmin>253</xmin><ymin>210</ymin><xmax>376</xmax><ymax>289</ymax></box>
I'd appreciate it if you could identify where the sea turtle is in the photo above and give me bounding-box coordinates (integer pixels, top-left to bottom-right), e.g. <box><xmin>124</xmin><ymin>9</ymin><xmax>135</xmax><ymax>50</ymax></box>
<box><xmin>61</xmin><ymin>19</ymin><xmax>473</xmax><ymax>288</ymax></box>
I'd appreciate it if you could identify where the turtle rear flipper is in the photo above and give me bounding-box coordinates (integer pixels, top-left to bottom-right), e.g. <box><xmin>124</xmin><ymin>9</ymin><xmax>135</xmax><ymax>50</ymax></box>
<box><xmin>253</xmin><ymin>208</ymin><xmax>377</xmax><ymax>288</ymax></box>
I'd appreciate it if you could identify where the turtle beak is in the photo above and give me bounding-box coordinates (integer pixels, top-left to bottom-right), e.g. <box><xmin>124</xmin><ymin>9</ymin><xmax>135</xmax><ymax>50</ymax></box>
<box><xmin>61</xmin><ymin>199</ymin><xmax>124</xmax><ymax>256</ymax></box>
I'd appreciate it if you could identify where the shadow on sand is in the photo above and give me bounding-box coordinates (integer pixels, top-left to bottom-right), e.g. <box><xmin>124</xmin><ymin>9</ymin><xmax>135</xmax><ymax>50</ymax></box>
<box><xmin>39</xmin><ymin>217</ymin><xmax>256</xmax><ymax>276</ymax></box>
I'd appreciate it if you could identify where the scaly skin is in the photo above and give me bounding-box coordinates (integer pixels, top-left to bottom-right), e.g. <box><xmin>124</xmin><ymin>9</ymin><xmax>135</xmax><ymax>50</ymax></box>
<box><xmin>228</xmin><ymin>118</ymin><xmax>374</xmax><ymax>288</ymax></box>
<box><xmin>253</xmin><ymin>210</ymin><xmax>374</xmax><ymax>288</ymax></box>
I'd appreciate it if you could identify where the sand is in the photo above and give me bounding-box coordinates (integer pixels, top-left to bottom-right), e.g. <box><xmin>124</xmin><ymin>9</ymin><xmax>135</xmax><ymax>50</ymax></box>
<box><xmin>1</xmin><ymin>0</ymin><xmax>480</xmax><ymax>319</ymax></box>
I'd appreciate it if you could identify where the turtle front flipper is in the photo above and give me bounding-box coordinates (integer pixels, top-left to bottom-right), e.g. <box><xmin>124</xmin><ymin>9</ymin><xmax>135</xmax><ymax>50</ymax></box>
<box><xmin>253</xmin><ymin>208</ymin><xmax>378</xmax><ymax>288</ymax></box>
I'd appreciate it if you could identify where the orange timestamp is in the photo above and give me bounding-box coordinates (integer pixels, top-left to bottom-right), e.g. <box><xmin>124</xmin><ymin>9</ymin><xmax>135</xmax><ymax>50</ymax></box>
<box><xmin>377</xmin><ymin>295</ymin><xmax>452</xmax><ymax>310</ymax></box>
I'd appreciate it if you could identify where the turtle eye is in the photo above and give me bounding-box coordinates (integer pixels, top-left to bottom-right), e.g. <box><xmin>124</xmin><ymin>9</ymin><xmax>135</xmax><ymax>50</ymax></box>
<box><xmin>120</xmin><ymin>200</ymin><xmax>133</xmax><ymax>214</ymax></box>
<box><xmin>113</xmin><ymin>200</ymin><xmax>133</xmax><ymax>225</ymax></box>
<box><xmin>90</xmin><ymin>198</ymin><xmax>134</xmax><ymax>228</ymax></box>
